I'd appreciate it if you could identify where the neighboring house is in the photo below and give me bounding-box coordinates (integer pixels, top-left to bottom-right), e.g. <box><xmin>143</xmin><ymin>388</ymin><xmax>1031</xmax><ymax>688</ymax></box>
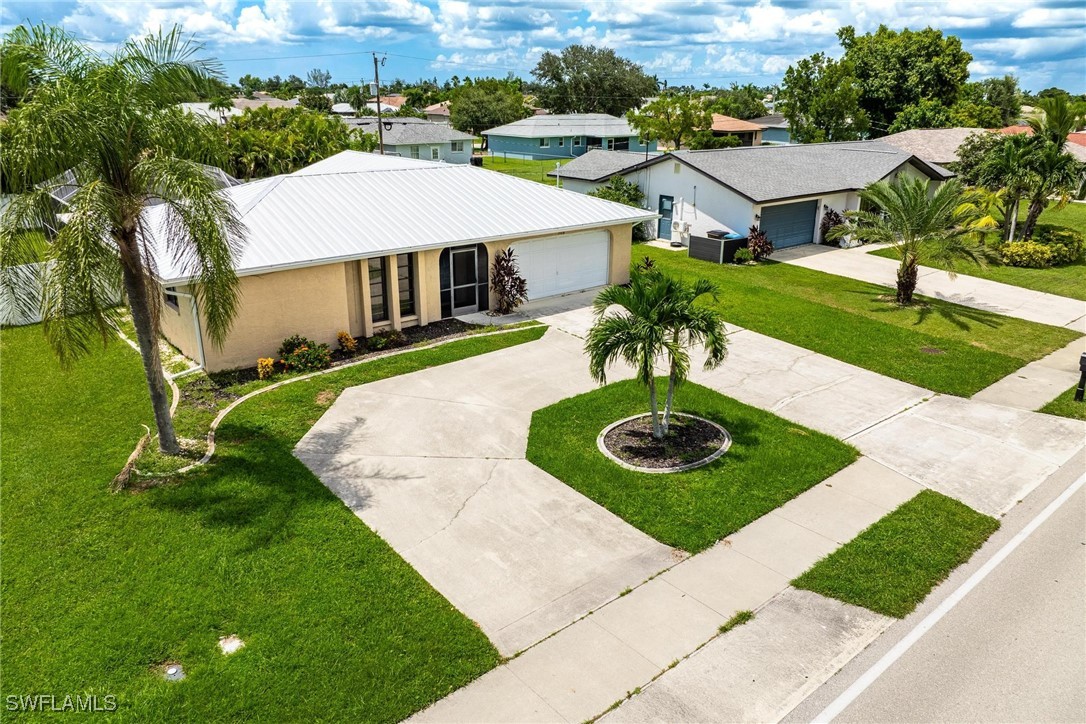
<box><xmin>234</xmin><ymin>92</ymin><xmax>299</xmax><ymax>111</ymax></box>
<box><xmin>748</xmin><ymin>113</ymin><xmax>793</xmax><ymax>144</ymax></box>
<box><xmin>877</xmin><ymin>127</ymin><xmax>986</xmax><ymax>166</ymax></box>
<box><xmin>424</xmin><ymin>101</ymin><xmax>451</xmax><ymax>124</ymax></box>
<box><xmin>342</xmin><ymin>117</ymin><xmax>476</xmax><ymax>163</ymax></box>
<box><xmin>151</xmin><ymin>151</ymin><xmax>655</xmax><ymax>371</ymax></box>
<box><xmin>998</xmin><ymin>124</ymin><xmax>1032</xmax><ymax>135</ymax></box>
<box><xmin>178</xmin><ymin>102</ymin><xmax>244</xmax><ymax>124</ymax></box>
<box><xmin>551</xmin><ymin>149</ymin><xmax>663</xmax><ymax>194</ymax></box>
<box><xmin>708</xmin><ymin>114</ymin><xmax>765</xmax><ymax>146</ymax></box>
<box><xmin>369</xmin><ymin>94</ymin><xmax>408</xmax><ymax>109</ymax></box>
<box><xmin>484</xmin><ymin>114</ymin><xmax>657</xmax><ymax>160</ymax></box>
<box><xmin>552</xmin><ymin>142</ymin><xmax>952</xmax><ymax>247</ymax></box>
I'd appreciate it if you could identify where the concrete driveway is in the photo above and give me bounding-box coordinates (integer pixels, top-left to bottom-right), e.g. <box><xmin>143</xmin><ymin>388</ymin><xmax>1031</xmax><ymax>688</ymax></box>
<box><xmin>295</xmin><ymin>328</ymin><xmax>677</xmax><ymax>656</ymax></box>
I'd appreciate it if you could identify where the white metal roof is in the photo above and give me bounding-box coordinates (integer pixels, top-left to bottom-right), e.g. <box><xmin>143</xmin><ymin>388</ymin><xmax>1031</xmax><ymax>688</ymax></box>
<box><xmin>484</xmin><ymin>113</ymin><xmax>641</xmax><ymax>139</ymax></box>
<box><xmin>144</xmin><ymin>151</ymin><xmax>657</xmax><ymax>283</ymax></box>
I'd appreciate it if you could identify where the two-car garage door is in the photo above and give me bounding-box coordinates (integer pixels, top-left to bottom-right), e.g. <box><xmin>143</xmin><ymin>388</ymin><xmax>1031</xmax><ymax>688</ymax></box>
<box><xmin>510</xmin><ymin>230</ymin><xmax>610</xmax><ymax>300</ymax></box>
<box><xmin>759</xmin><ymin>200</ymin><xmax>818</xmax><ymax>248</ymax></box>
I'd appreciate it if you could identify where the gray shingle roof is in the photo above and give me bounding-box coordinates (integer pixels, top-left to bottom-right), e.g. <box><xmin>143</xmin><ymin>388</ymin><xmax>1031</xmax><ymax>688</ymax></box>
<box><xmin>748</xmin><ymin>114</ymin><xmax>789</xmax><ymax>129</ymax></box>
<box><xmin>548</xmin><ymin>150</ymin><xmax>658</xmax><ymax>181</ymax></box>
<box><xmin>877</xmin><ymin>128</ymin><xmax>986</xmax><ymax>165</ymax></box>
<box><xmin>656</xmin><ymin>141</ymin><xmax>953</xmax><ymax>203</ymax></box>
<box><xmin>343</xmin><ymin>117</ymin><xmax>476</xmax><ymax>145</ymax></box>
<box><xmin>484</xmin><ymin>113</ymin><xmax>640</xmax><ymax>139</ymax></box>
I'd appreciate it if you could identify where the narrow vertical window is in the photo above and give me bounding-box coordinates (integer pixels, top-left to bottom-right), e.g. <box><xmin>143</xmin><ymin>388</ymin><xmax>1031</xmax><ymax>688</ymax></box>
<box><xmin>397</xmin><ymin>253</ymin><xmax>415</xmax><ymax>317</ymax></box>
<box><xmin>369</xmin><ymin>257</ymin><xmax>388</xmax><ymax>323</ymax></box>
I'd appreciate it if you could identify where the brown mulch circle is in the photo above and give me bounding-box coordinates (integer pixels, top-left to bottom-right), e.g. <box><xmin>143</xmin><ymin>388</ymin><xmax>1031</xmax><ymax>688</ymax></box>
<box><xmin>603</xmin><ymin>414</ymin><xmax>726</xmax><ymax>470</ymax></box>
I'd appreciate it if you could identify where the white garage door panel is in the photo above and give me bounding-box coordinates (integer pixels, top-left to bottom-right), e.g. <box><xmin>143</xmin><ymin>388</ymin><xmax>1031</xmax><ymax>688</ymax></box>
<box><xmin>511</xmin><ymin>231</ymin><xmax>610</xmax><ymax>300</ymax></box>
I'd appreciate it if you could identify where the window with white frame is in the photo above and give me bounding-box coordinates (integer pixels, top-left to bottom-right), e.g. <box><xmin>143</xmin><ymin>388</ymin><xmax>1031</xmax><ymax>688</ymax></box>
<box><xmin>431</xmin><ymin>146</ymin><xmax>440</xmax><ymax>160</ymax></box>
<box><xmin>539</xmin><ymin>138</ymin><xmax>550</xmax><ymax>148</ymax></box>
<box><xmin>558</xmin><ymin>137</ymin><xmax>565</xmax><ymax>147</ymax></box>
<box><xmin>410</xmin><ymin>146</ymin><xmax>420</xmax><ymax>159</ymax></box>
<box><xmin>573</xmin><ymin>137</ymin><xmax>582</xmax><ymax>147</ymax></box>
<box><xmin>451</xmin><ymin>140</ymin><xmax>464</xmax><ymax>152</ymax></box>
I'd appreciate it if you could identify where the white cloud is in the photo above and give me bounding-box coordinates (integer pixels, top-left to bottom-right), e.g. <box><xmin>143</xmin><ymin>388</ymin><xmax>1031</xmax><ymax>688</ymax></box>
<box><xmin>643</xmin><ymin>52</ymin><xmax>693</xmax><ymax>73</ymax></box>
<box><xmin>974</xmin><ymin>34</ymin><xmax>1084</xmax><ymax>60</ymax></box>
<box><xmin>1013</xmin><ymin>7</ymin><xmax>1086</xmax><ymax>29</ymax></box>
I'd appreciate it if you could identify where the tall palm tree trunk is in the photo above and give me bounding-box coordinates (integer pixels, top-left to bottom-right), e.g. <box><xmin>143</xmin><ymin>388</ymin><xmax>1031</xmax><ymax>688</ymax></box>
<box><xmin>662</xmin><ymin>330</ymin><xmax>680</xmax><ymax>435</ymax></box>
<box><xmin>1021</xmin><ymin>198</ymin><xmax>1046</xmax><ymax>240</ymax></box>
<box><xmin>118</xmin><ymin>230</ymin><xmax>180</xmax><ymax>454</ymax></box>
<box><xmin>648</xmin><ymin>376</ymin><xmax>663</xmax><ymax>440</ymax></box>
<box><xmin>1005</xmin><ymin>197</ymin><xmax>1019</xmax><ymax>242</ymax></box>
<box><xmin>896</xmin><ymin>253</ymin><xmax>919</xmax><ymax>305</ymax></box>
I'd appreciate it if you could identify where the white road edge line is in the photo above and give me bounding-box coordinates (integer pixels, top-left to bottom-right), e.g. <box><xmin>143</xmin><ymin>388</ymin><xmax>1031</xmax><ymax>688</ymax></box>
<box><xmin>810</xmin><ymin>470</ymin><xmax>1086</xmax><ymax>724</ymax></box>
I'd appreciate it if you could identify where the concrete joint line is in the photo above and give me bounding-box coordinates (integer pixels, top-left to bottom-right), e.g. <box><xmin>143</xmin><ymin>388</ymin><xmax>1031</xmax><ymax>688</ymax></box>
<box><xmin>841</xmin><ymin>395</ymin><xmax>934</xmax><ymax>442</ymax></box>
<box><xmin>770</xmin><ymin>372</ymin><xmax>854</xmax><ymax>413</ymax></box>
<box><xmin>910</xmin><ymin>412</ymin><xmax>1072</xmax><ymax>465</ymax></box>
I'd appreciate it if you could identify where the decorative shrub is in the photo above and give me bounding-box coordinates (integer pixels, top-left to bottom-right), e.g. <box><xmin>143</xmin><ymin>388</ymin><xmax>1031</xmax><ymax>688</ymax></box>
<box><xmin>635</xmin><ymin>256</ymin><xmax>656</xmax><ymax>272</ymax></box>
<box><xmin>1001</xmin><ymin>241</ymin><xmax>1054</xmax><ymax>269</ymax></box>
<box><xmin>337</xmin><ymin>330</ymin><xmax>358</xmax><ymax>354</ymax></box>
<box><xmin>746</xmin><ymin>226</ymin><xmax>774</xmax><ymax>261</ymax></box>
<box><xmin>256</xmin><ymin>357</ymin><xmax>276</xmax><ymax>380</ymax></box>
<box><xmin>1032</xmin><ymin>224</ymin><xmax>1084</xmax><ymax>265</ymax></box>
<box><xmin>733</xmin><ymin>248</ymin><xmax>754</xmax><ymax>264</ymax></box>
<box><xmin>819</xmin><ymin>209</ymin><xmax>846</xmax><ymax>246</ymax></box>
<box><xmin>277</xmin><ymin>334</ymin><xmax>333</xmax><ymax>372</ymax></box>
<box><xmin>367</xmin><ymin>329</ymin><xmax>408</xmax><ymax>351</ymax></box>
<box><xmin>490</xmin><ymin>248</ymin><xmax>529</xmax><ymax>315</ymax></box>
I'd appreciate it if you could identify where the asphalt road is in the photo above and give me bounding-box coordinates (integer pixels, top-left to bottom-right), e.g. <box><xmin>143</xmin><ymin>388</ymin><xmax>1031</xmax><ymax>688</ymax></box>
<box><xmin>786</xmin><ymin>453</ymin><xmax>1086</xmax><ymax>724</ymax></box>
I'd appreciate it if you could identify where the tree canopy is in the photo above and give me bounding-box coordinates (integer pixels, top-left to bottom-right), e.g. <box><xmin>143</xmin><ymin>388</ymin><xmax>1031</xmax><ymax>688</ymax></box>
<box><xmin>779</xmin><ymin>53</ymin><xmax>869</xmax><ymax>143</ymax></box>
<box><xmin>626</xmin><ymin>95</ymin><xmax>709</xmax><ymax>150</ymax></box>
<box><xmin>531</xmin><ymin>45</ymin><xmax>658</xmax><ymax>116</ymax></box>
<box><xmin>707</xmin><ymin>83</ymin><xmax>767</xmax><ymax>120</ymax></box>
<box><xmin>449</xmin><ymin>79</ymin><xmax>529</xmax><ymax>136</ymax></box>
<box><xmin>838</xmin><ymin>24</ymin><xmax>972</xmax><ymax>136</ymax></box>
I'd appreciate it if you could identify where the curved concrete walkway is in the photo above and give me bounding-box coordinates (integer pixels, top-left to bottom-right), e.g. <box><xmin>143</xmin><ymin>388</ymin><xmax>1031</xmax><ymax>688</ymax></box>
<box><xmin>778</xmin><ymin>244</ymin><xmax>1086</xmax><ymax>333</ymax></box>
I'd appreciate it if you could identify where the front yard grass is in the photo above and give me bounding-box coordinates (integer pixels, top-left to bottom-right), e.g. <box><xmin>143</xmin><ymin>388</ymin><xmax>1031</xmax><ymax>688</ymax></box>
<box><xmin>644</xmin><ymin>246</ymin><xmax>1080</xmax><ymax>397</ymax></box>
<box><xmin>869</xmin><ymin>201</ymin><xmax>1086</xmax><ymax>300</ymax></box>
<box><xmin>482</xmin><ymin>154</ymin><xmax>568</xmax><ymax>186</ymax></box>
<box><xmin>1</xmin><ymin>323</ymin><xmax>546</xmax><ymax>721</ymax></box>
<box><xmin>526</xmin><ymin>379</ymin><xmax>858</xmax><ymax>553</ymax></box>
<box><xmin>792</xmin><ymin>490</ymin><xmax>999</xmax><ymax>618</ymax></box>
<box><xmin>1039</xmin><ymin>385</ymin><xmax>1086</xmax><ymax>420</ymax></box>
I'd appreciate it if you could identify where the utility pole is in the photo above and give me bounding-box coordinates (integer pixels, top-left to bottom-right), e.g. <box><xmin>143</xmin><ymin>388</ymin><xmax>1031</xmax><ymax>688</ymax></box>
<box><xmin>372</xmin><ymin>53</ymin><xmax>386</xmax><ymax>154</ymax></box>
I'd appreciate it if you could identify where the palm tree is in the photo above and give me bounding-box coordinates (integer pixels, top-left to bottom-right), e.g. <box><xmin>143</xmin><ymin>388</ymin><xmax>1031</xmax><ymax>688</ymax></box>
<box><xmin>0</xmin><ymin>25</ymin><xmax>244</xmax><ymax>455</ymax></box>
<box><xmin>980</xmin><ymin>134</ymin><xmax>1035</xmax><ymax>241</ymax></box>
<box><xmin>586</xmin><ymin>268</ymin><xmax>728</xmax><ymax>440</ymax></box>
<box><xmin>830</xmin><ymin>177</ymin><xmax>982</xmax><ymax>305</ymax></box>
<box><xmin>1020</xmin><ymin>142</ymin><xmax>1082</xmax><ymax>240</ymax></box>
<box><xmin>1028</xmin><ymin>95</ymin><xmax>1077</xmax><ymax>149</ymax></box>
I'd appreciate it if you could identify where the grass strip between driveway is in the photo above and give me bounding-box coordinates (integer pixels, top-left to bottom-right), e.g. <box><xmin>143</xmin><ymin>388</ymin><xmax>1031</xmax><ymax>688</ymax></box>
<box><xmin>527</xmin><ymin>379</ymin><xmax>859</xmax><ymax>553</ymax></box>
<box><xmin>643</xmin><ymin>246</ymin><xmax>1080</xmax><ymax>397</ymax></box>
<box><xmin>792</xmin><ymin>490</ymin><xmax>999</xmax><ymax>618</ymax></box>
<box><xmin>1039</xmin><ymin>385</ymin><xmax>1086</xmax><ymax>420</ymax></box>
<box><xmin>1</xmin><ymin>323</ymin><xmax>545</xmax><ymax>722</ymax></box>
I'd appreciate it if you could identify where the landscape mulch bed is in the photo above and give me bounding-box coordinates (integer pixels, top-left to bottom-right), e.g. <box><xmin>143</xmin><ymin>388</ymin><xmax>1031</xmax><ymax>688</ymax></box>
<box><xmin>603</xmin><ymin>414</ymin><xmax>726</xmax><ymax>469</ymax></box>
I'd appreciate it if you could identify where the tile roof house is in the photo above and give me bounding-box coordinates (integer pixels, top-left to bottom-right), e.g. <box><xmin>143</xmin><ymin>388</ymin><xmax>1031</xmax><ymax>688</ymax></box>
<box><xmin>484</xmin><ymin>113</ymin><xmax>657</xmax><ymax>160</ymax></box>
<box><xmin>424</xmin><ymin>101</ymin><xmax>451</xmax><ymax>124</ymax></box>
<box><xmin>550</xmin><ymin>141</ymin><xmax>952</xmax><ymax>249</ymax></box>
<box><xmin>707</xmin><ymin>114</ymin><xmax>766</xmax><ymax>146</ymax></box>
<box><xmin>343</xmin><ymin>117</ymin><xmax>476</xmax><ymax>163</ymax></box>
<box><xmin>149</xmin><ymin>151</ymin><xmax>656</xmax><ymax>371</ymax></box>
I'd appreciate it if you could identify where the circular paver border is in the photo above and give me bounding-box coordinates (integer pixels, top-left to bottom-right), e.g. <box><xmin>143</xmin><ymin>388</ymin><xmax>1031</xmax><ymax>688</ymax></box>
<box><xmin>596</xmin><ymin>412</ymin><xmax>732</xmax><ymax>474</ymax></box>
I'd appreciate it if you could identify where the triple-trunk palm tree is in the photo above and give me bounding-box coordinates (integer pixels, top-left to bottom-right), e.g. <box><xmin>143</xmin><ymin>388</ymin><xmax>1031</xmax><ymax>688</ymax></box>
<box><xmin>586</xmin><ymin>267</ymin><xmax>728</xmax><ymax>440</ymax></box>
<box><xmin>830</xmin><ymin>176</ymin><xmax>982</xmax><ymax>305</ymax></box>
<box><xmin>1</xmin><ymin>24</ymin><xmax>244</xmax><ymax>455</ymax></box>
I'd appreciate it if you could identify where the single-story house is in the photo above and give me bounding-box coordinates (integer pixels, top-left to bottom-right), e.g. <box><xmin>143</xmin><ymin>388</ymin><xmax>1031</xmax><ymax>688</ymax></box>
<box><xmin>178</xmin><ymin>102</ymin><xmax>244</xmax><ymax>124</ymax></box>
<box><xmin>342</xmin><ymin>117</ymin><xmax>476</xmax><ymax>163</ymax></box>
<box><xmin>150</xmin><ymin>151</ymin><xmax>655</xmax><ymax>371</ymax></box>
<box><xmin>424</xmin><ymin>101</ymin><xmax>451</xmax><ymax>124</ymax></box>
<box><xmin>551</xmin><ymin>141</ymin><xmax>953</xmax><ymax>246</ymax></box>
<box><xmin>553</xmin><ymin>149</ymin><xmax>663</xmax><ymax>194</ymax></box>
<box><xmin>484</xmin><ymin>114</ymin><xmax>657</xmax><ymax>160</ymax></box>
<box><xmin>748</xmin><ymin>113</ymin><xmax>793</xmax><ymax>144</ymax></box>
<box><xmin>877</xmin><ymin>127</ymin><xmax>986</xmax><ymax>166</ymax></box>
<box><xmin>708</xmin><ymin>114</ymin><xmax>766</xmax><ymax>147</ymax></box>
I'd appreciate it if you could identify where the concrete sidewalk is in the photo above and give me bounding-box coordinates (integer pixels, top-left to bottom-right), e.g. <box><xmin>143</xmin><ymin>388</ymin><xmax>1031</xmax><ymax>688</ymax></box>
<box><xmin>410</xmin><ymin>459</ymin><xmax>921</xmax><ymax>724</ymax></box>
<box><xmin>777</xmin><ymin>244</ymin><xmax>1086</xmax><ymax>333</ymax></box>
<box><xmin>973</xmin><ymin>337</ymin><xmax>1086</xmax><ymax>410</ymax></box>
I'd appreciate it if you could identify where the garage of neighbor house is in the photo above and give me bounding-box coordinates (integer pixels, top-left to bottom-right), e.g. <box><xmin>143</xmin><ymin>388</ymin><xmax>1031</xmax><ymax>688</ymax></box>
<box><xmin>552</xmin><ymin>141</ymin><xmax>954</xmax><ymax>249</ymax></box>
<box><xmin>148</xmin><ymin>151</ymin><xmax>656</xmax><ymax>372</ymax></box>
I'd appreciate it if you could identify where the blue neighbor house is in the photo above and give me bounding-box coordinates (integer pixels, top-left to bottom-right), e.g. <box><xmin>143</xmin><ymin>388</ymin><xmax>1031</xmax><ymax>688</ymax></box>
<box><xmin>484</xmin><ymin>114</ymin><xmax>657</xmax><ymax>160</ymax></box>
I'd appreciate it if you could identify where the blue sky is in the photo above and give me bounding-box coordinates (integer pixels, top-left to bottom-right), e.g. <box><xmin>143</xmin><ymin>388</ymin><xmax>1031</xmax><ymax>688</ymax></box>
<box><xmin>5</xmin><ymin>1</ymin><xmax>1085</xmax><ymax>92</ymax></box>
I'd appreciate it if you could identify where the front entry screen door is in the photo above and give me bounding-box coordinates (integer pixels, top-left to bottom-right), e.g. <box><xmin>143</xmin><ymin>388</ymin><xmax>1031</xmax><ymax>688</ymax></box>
<box><xmin>451</xmin><ymin>247</ymin><xmax>478</xmax><ymax>314</ymax></box>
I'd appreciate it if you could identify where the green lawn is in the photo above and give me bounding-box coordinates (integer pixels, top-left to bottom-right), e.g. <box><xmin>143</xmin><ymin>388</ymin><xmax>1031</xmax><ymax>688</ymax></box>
<box><xmin>526</xmin><ymin>380</ymin><xmax>858</xmax><ymax>553</ymax></box>
<box><xmin>482</xmin><ymin>154</ymin><xmax>568</xmax><ymax>186</ymax></box>
<box><xmin>645</xmin><ymin>246</ymin><xmax>1080</xmax><ymax>397</ymax></box>
<box><xmin>793</xmin><ymin>490</ymin><xmax>999</xmax><ymax>618</ymax></box>
<box><xmin>2</xmin><ymin>324</ymin><xmax>546</xmax><ymax>721</ymax></box>
<box><xmin>1039</xmin><ymin>385</ymin><xmax>1086</xmax><ymax>420</ymax></box>
<box><xmin>870</xmin><ymin>202</ymin><xmax>1086</xmax><ymax>300</ymax></box>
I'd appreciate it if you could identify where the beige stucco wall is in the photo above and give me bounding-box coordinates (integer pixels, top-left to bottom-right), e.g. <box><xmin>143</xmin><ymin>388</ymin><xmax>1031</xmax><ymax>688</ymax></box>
<box><xmin>158</xmin><ymin>284</ymin><xmax>202</xmax><ymax>364</ymax></box>
<box><xmin>194</xmin><ymin>264</ymin><xmax>350</xmax><ymax>371</ymax></box>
